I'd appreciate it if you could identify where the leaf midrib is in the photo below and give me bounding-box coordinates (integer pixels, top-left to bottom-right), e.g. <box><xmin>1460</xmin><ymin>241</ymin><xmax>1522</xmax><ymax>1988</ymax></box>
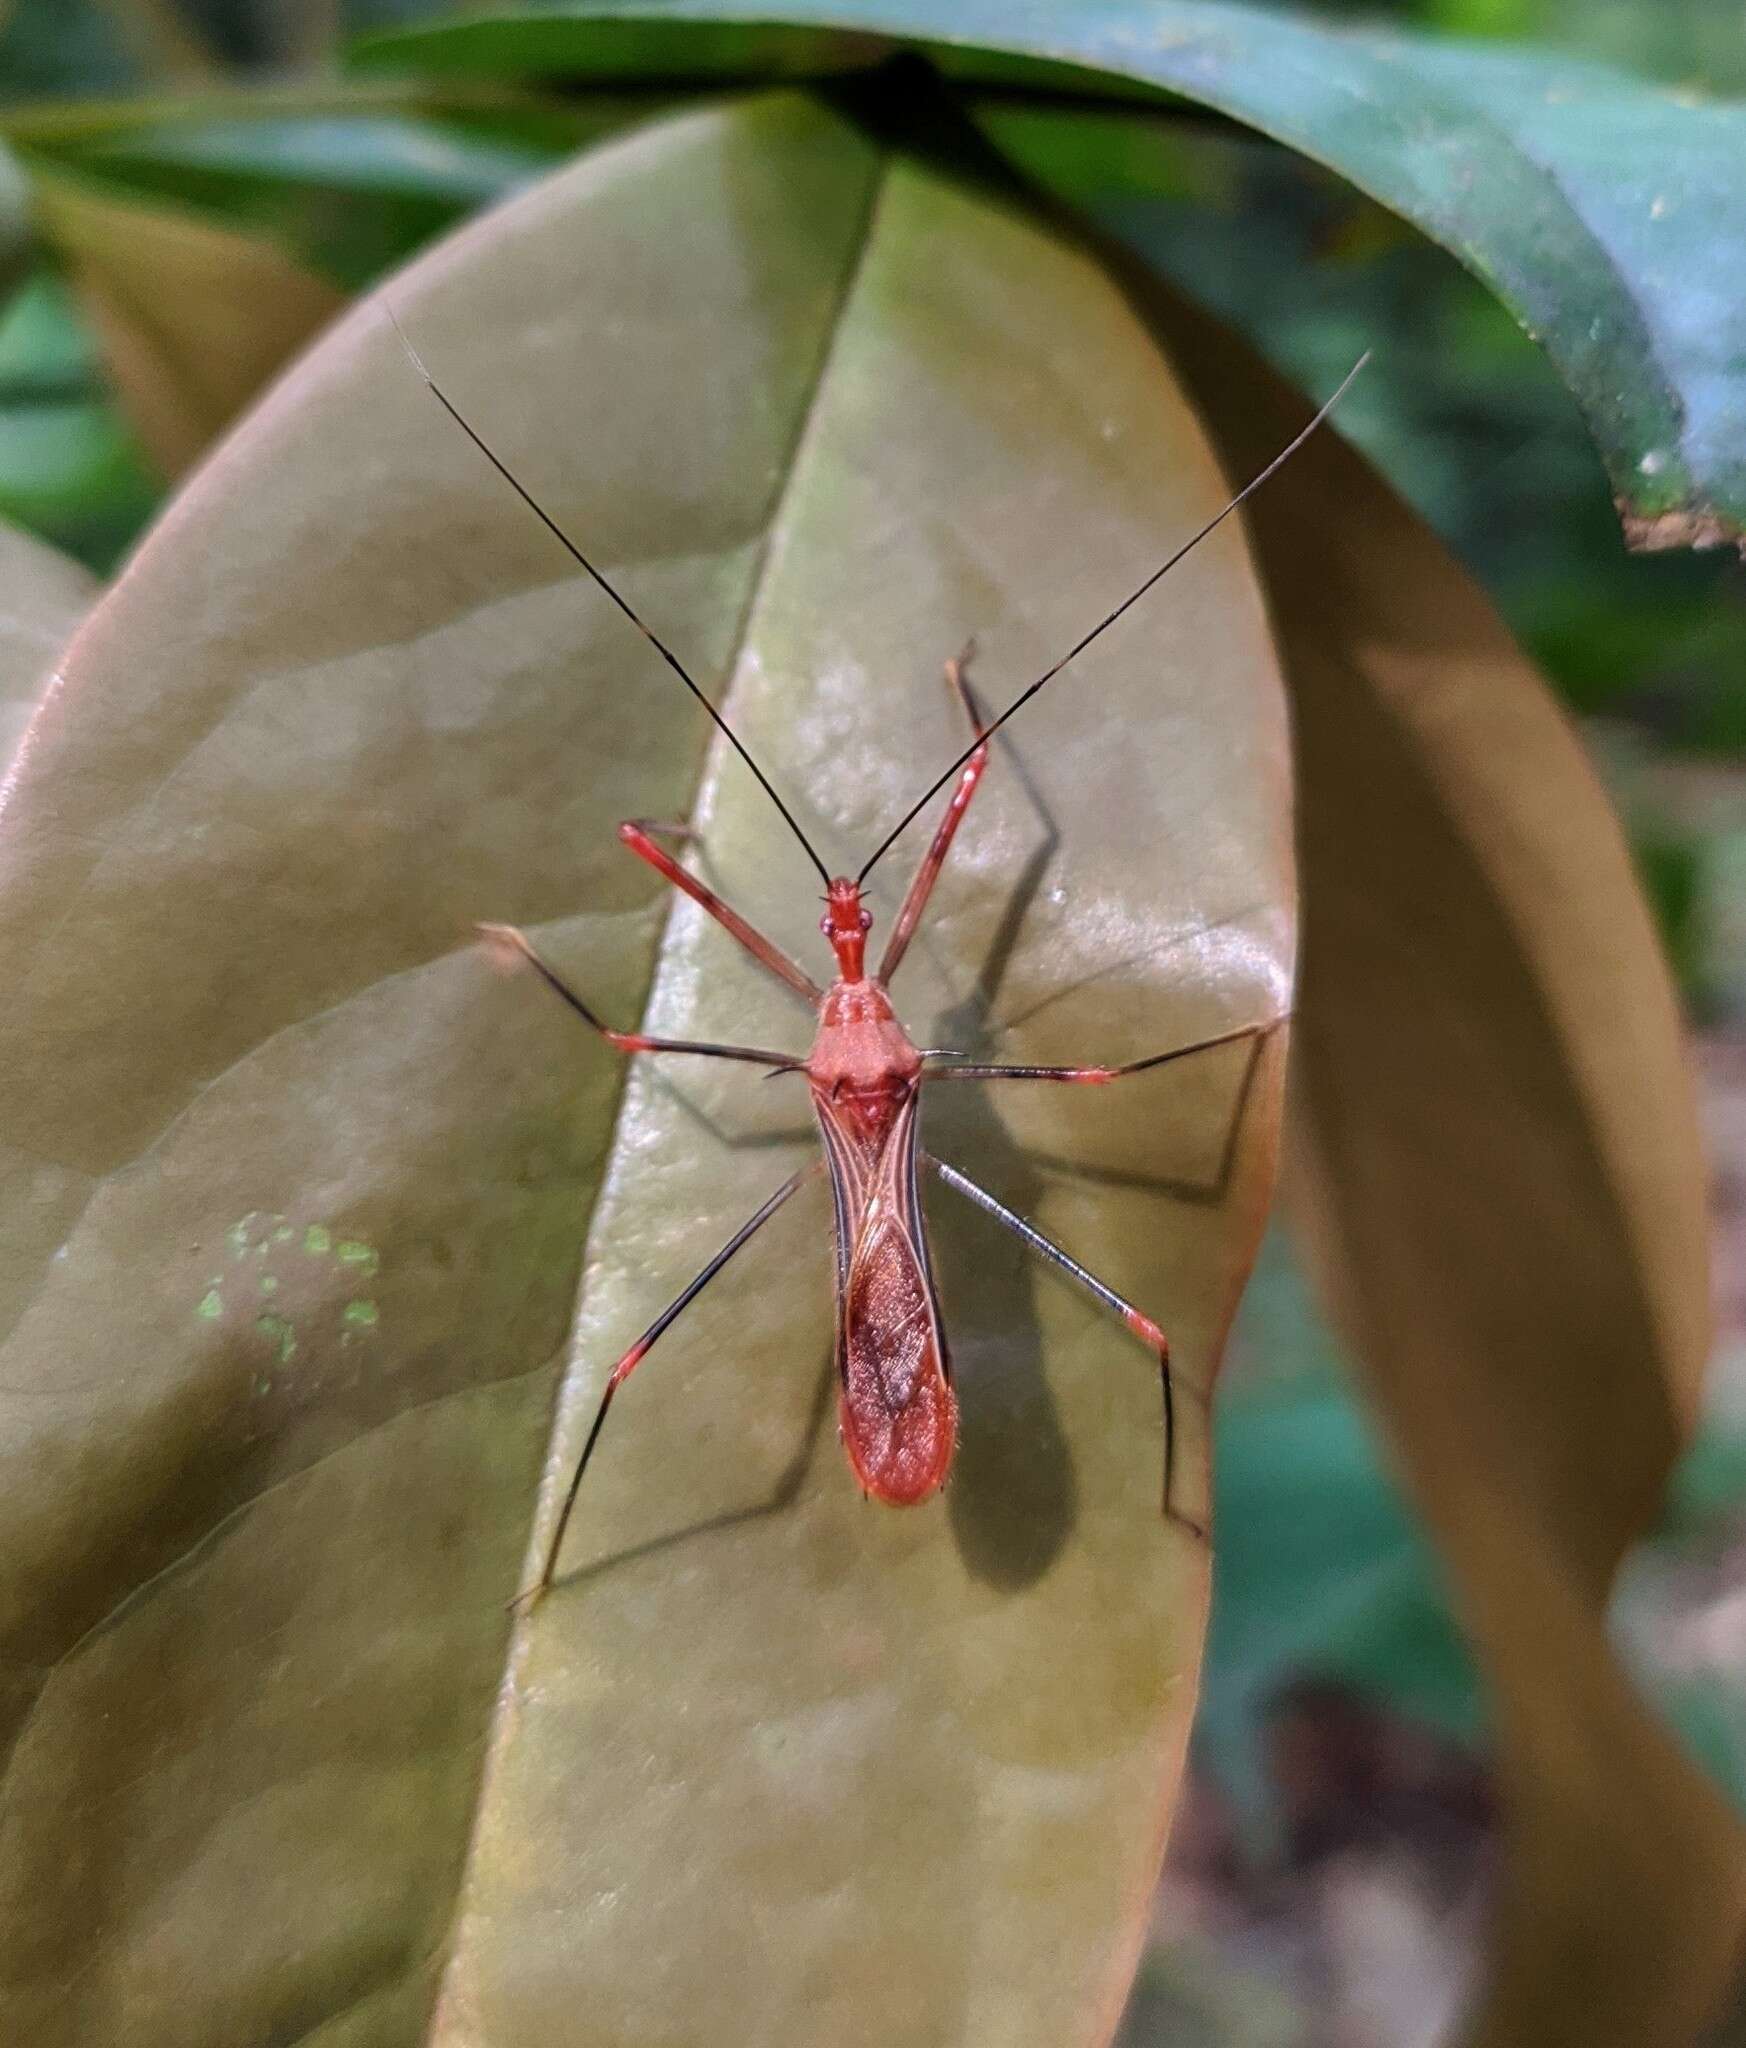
<box><xmin>414</xmin><ymin>137</ymin><xmax>891</xmax><ymax>2045</ymax></box>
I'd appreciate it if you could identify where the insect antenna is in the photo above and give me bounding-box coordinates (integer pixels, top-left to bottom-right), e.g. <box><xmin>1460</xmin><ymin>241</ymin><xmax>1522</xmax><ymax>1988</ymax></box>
<box><xmin>857</xmin><ymin>352</ymin><xmax>1370</xmax><ymax>885</ymax></box>
<box><xmin>389</xmin><ymin>311</ymin><xmax>832</xmax><ymax>887</ymax></box>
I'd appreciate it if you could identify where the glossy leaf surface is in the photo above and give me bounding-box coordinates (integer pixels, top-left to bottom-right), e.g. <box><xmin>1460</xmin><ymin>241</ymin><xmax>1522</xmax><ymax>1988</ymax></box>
<box><xmin>355</xmin><ymin>0</ymin><xmax>1746</xmax><ymax>553</ymax></box>
<box><xmin>0</xmin><ymin>94</ymin><xmax>1290</xmax><ymax>2045</ymax></box>
<box><xmin>0</xmin><ymin>516</ymin><xmax>95</xmax><ymax>758</ymax></box>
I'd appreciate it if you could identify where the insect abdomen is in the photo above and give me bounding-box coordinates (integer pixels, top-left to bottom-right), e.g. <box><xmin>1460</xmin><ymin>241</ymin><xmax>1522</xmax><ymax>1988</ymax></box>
<box><xmin>838</xmin><ymin>1213</ymin><xmax>956</xmax><ymax>1504</ymax></box>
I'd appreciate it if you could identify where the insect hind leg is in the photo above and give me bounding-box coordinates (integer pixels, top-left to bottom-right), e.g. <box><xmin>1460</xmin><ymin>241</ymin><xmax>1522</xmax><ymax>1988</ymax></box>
<box><xmin>511</xmin><ymin>1162</ymin><xmax>821</xmax><ymax>1609</ymax></box>
<box><xmin>923</xmin><ymin>1153</ymin><xmax>1204</xmax><ymax>1538</ymax></box>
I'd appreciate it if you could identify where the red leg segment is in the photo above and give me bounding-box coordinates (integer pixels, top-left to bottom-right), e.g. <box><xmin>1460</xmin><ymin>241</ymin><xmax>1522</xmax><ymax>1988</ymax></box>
<box><xmin>480</xmin><ymin>923</ymin><xmax>804</xmax><ymax>1071</ymax></box>
<box><xmin>878</xmin><ymin>646</ymin><xmax>988</xmax><ymax>984</ymax></box>
<box><xmin>620</xmin><ymin>819</ymin><xmax>822</xmax><ymax>1007</ymax></box>
<box><xmin>513</xmin><ymin>1163</ymin><xmax>821</xmax><ymax>1606</ymax></box>
<box><xmin>924</xmin><ymin>1153</ymin><xmax>1201</xmax><ymax>1536</ymax></box>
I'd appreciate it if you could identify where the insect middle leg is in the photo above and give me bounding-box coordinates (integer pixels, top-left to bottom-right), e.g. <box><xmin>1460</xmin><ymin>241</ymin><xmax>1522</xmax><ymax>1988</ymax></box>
<box><xmin>479</xmin><ymin>921</ymin><xmax>804</xmax><ymax>1071</ymax></box>
<box><xmin>514</xmin><ymin>1161</ymin><xmax>823</xmax><ymax>1608</ymax></box>
<box><xmin>926</xmin><ymin>1016</ymin><xmax>1280</xmax><ymax>1084</ymax></box>
<box><xmin>923</xmin><ymin>1153</ymin><xmax>1202</xmax><ymax>1536</ymax></box>
<box><xmin>878</xmin><ymin>645</ymin><xmax>989</xmax><ymax>983</ymax></box>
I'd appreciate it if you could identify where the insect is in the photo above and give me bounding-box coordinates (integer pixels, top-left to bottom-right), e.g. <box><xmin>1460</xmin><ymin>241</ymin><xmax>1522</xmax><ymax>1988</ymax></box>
<box><xmin>400</xmin><ymin>323</ymin><xmax>1363</xmax><ymax>1603</ymax></box>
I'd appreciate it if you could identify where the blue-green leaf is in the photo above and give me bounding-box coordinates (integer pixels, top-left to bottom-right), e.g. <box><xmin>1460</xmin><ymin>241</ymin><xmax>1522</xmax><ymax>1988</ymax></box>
<box><xmin>351</xmin><ymin>1</ymin><xmax>1746</xmax><ymax>553</ymax></box>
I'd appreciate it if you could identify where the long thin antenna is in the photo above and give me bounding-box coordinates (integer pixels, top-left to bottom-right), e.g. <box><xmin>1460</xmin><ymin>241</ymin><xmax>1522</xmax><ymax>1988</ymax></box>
<box><xmin>389</xmin><ymin>311</ymin><xmax>831</xmax><ymax>888</ymax></box>
<box><xmin>857</xmin><ymin>352</ymin><xmax>1370</xmax><ymax>886</ymax></box>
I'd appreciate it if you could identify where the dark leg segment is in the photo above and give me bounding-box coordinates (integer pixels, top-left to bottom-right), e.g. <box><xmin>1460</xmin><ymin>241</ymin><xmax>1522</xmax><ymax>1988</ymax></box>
<box><xmin>924</xmin><ymin>1154</ymin><xmax>1201</xmax><ymax>1536</ymax></box>
<box><xmin>514</xmin><ymin>1162</ymin><xmax>822</xmax><ymax>1607</ymax></box>
<box><xmin>878</xmin><ymin>645</ymin><xmax>989</xmax><ymax>984</ymax></box>
<box><xmin>480</xmin><ymin>922</ymin><xmax>804</xmax><ymax>1071</ymax></box>
<box><xmin>620</xmin><ymin>818</ymin><xmax>822</xmax><ymax>1007</ymax></box>
<box><xmin>927</xmin><ymin>1017</ymin><xmax>1278</xmax><ymax>1085</ymax></box>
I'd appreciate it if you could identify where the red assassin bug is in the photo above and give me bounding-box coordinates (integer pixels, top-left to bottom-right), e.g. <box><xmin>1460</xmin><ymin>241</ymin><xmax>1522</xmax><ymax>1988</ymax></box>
<box><xmin>399</xmin><ymin>326</ymin><xmax>1364</xmax><ymax>1604</ymax></box>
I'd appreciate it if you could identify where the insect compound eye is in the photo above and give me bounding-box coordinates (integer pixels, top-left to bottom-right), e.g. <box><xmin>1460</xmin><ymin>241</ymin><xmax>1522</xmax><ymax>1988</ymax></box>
<box><xmin>858</xmin><ymin>910</ymin><xmax>872</xmax><ymax>932</ymax></box>
<box><xmin>819</xmin><ymin>910</ymin><xmax>834</xmax><ymax>937</ymax></box>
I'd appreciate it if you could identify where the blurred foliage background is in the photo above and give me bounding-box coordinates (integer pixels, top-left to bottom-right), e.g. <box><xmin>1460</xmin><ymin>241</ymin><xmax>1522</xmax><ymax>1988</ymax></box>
<box><xmin>2</xmin><ymin>1</ymin><xmax>1742</xmax><ymax>2041</ymax></box>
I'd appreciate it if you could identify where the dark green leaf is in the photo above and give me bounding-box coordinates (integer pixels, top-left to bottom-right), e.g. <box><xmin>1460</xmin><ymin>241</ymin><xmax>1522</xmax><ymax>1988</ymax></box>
<box><xmin>969</xmin><ymin>103</ymin><xmax>1746</xmax><ymax>754</ymax></box>
<box><xmin>72</xmin><ymin>112</ymin><xmax>558</xmax><ymax>200</ymax></box>
<box><xmin>3</xmin><ymin>89</ymin><xmax>649</xmax><ymax>289</ymax></box>
<box><xmin>351</xmin><ymin>1</ymin><xmax>1746</xmax><ymax>553</ymax></box>
<box><xmin>0</xmin><ymin>269</ymin><xmax>160</xmax><ymax>571</ymax></box>
<box><xmin>0</xmin><ymin>0</ymin><xmax>149</xmax><ymax>103</ymax></box>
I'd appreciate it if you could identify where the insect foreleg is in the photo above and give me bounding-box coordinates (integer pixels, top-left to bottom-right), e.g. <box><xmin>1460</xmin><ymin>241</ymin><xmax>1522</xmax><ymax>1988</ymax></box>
<box><xmin>926</xmin><ymin>1016</ymin><xmax>1280</xmax><ymax>1085</ymax></box>
<box><xmin>619</xmin><ymin>819</ymin><xmax>823</xmax><ymax>1006</ymax></box>
<box><xmin>922</xmin><ymin>1154</ymin><xmax>1202</xmax><ymax>1538</ymax></box>
<box><xmin>479</xmin><ymin>923</ymin><xmax>805</xmax><ymax>1070</ymax></box>
<box><xmin>513</xmin><ymin>1162</ymin><xmax>823</xmax><ymax>1609</ymax></box>
<box><xmin>877</xmin><ymin>645</ymin><xmax>989</xmax><ymax>984</ymax></box>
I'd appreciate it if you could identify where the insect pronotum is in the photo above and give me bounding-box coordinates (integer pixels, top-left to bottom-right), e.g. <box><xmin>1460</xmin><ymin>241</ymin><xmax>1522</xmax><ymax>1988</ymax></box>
<box><xmin>397</xmin><ymin>318</ymin><xmax>1364</xmax><ymax>1604</ymax></box>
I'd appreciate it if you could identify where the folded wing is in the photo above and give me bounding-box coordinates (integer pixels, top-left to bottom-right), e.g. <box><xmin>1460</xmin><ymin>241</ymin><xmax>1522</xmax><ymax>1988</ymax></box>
<box><xmin>818</xmin><ymin>1085</ymin><xmax>956</xmax><ymax>1505</ymax></box>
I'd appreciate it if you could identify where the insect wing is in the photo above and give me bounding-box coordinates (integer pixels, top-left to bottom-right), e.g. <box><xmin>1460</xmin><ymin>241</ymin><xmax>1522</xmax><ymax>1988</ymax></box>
<box><xmin>820</xmin><ymin>1089</ymin><xmax>957</xmax><ymax>1504</ymax></box>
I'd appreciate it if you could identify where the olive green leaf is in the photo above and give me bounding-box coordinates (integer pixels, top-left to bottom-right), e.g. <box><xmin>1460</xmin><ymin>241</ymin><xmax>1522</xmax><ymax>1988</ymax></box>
<box><xmin>28</xmin><ymin>165</ymin><xmax>347</xmax><ymax>474</ymax></box>
<box><xmin>1147</xmin><ymin>284</ymin><xmax>1746</xmax><ymax>2048</ymax></box>
<box><xmin>353</xmin><ymin>0</ymin><xmax>1746</xmax><ymax>555</ymax></box>
<box><xmin>0</xmin><ymin>92</ymin><xmax>1290</xmax><ymax>2044</ymax></box>
<box><xmin>87</xmin><ymin>0</ymin><xmax>224</xmax><ymax>86</ymax></box>
<box><xmin>0</xmin><ymin>81</ymin><xmax>650</xmax><ymax>292</ymax></box>
<box><xmin>0</xmin><ymin>515</ymin><xmax>96</xmax><ymax>761</ymax></box>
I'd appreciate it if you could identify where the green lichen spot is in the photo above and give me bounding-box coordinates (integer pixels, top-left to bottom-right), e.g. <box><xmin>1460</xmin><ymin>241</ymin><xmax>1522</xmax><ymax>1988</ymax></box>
<box><xmin>343</xmin><ymin>1299</ymin><xmax>379</xmax><ymax>1329</ymax></box>
<box><xmin>273</xmin><ymin>1224</ymin><xmax>294</xmax><ymax>1244</ymax></box>
<box><xmin>303</xmin><ymin>1224</ymin><xmax>331</xmax><ymax>1255</ymax></box>
<box><xmin>196</xmin><ymin>1289</ymin><xmax>223</xmax><ymax>1320</ymax></box>
<box><xmin>256</xmin><ymin>1312</ymin><xmax>297</xmax><ymax>1365</ymax></box>
<box><xmin>227</xmin><ymin>1216</ymin><xmax>254</xmax><ymax>1257</ymax></box>
<box><xmin>337</xmin><ymin>1240</ymin><xmax>379</xmax><ymax>1277</ymax></box>
<box><xmin>259</xmin><ymin>1273</ymin><xmax>278</xmax><ymax>1295</ymax></box>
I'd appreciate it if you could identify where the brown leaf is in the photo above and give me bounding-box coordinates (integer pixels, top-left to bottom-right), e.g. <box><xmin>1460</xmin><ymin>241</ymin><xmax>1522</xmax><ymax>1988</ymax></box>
<box><xmin>1151</xmin><ymin>286</ymin><xmax>1746</xmax><ymax>2047</ymax></box>
<box><xmin>31</xmin><ymin>168</ymin><xmax>346</xmax><ymax>476</ymax></box>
